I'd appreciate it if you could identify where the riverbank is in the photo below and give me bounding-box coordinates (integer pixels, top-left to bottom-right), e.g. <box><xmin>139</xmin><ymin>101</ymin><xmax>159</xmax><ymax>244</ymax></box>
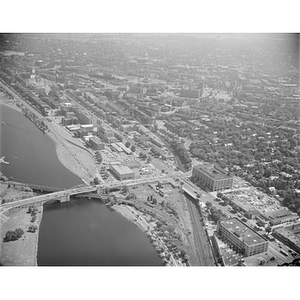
<box><xmin>1</xmin><ymin>93</ymin><xmax>98</xmax><ymax>186</ymax></box>
<box><xmin>112</xmin><ymin>204</ymin><xmax>184</xmax><ymax>266</ymax></box>
<box><xmin>0</xmin><ymin>182</ymin><xmax>42</xmax><ymax>266</ymax></box>
<box><xmin>0</xmin><ymin>98</ymin><xmax>22</xmax><ymax>113</ymax></box>
<box><xmin>46</xmin><ymin>123</ymin><xmax>98</xmax><ymax>185</ymax></box>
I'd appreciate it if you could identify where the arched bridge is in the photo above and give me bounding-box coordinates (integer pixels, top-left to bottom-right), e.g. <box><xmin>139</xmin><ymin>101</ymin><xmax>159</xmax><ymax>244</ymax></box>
<box><xmin>0</xmin><ymin>175</ymin><xmax>172</xmax><ymax>211</ymax></box>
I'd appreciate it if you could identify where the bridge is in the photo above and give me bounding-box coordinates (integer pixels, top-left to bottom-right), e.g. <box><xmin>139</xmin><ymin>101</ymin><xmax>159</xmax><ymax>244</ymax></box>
<box><xmin>0</xmin><ymin>175</ymin><xmax>180</xmax><ymax>211</ymax></box>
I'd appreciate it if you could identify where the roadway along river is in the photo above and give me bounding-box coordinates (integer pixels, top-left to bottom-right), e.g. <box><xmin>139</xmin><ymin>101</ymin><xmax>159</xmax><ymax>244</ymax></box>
<box><xmin>1</xmin><ymin>103</ymin><xmax>163</xmax><ymax>266</ymax></box>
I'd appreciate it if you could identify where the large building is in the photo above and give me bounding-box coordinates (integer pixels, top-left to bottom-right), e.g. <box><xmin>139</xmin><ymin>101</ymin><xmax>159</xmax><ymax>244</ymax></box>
<box><xmin>72</xmin><ymin>106</ymin><xmax>97</xmax><ymax>125</ymax></box>
<box><xmin>180</xmin><ymin>88</ymin><xmax>202</xmax><ymax>99</ymax></box>
<box><xmin>109</xmin><ymin>164</ymin><xmax>135</xmax><ymax>181</ymax></box>
<box><xmin>217</xmin><ymin>218</ymin><xmax>269</xmax><ymax>257</ymax></box>
<box><xmin>192</xmin><ymin>165</ymin><xmax>234</xmax><ymax>191</ymax></box>
<box><xmin>89</xmin><ymin>136</ymin><xmax>105</xmax><ymax>150</ymax></box>
<box><xmin>272</xmin><ymin>222</ymin><xmax>300</xmax><ymax>254</ymax></box>
<box><xmin>265</xmin><ymin>209</ymin><xmax>299</xmax><ymax>226</ymax></box>
<box><xmin>97</xmin><ymin>124</ymin><xmax>116</xmax><ymax>143</ymax></box>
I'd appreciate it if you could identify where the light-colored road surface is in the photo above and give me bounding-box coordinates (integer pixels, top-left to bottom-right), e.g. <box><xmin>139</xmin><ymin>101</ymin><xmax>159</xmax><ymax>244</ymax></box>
<box><xmin>0</xmin><ymin>174</ymin><xmax>186</xmax><ymax>211</ymax></box>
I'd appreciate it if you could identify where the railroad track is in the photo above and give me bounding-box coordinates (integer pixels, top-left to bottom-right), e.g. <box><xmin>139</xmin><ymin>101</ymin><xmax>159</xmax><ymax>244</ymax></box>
<box><xmin>186</xmin><ymin>199</ymin><xmax>215</xmax><ymax>266</ymax></box>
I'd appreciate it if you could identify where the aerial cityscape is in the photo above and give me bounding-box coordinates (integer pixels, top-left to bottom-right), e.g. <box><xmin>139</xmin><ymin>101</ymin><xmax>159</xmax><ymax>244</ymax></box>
<box><xmin>0</xmin><ymin>33</ymin><xmax>299</xmax><ymax>266</ymax></box>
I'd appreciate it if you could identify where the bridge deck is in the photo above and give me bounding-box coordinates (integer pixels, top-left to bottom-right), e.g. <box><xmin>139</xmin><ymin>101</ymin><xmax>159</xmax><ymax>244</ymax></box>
<box><xmin>0</xmin><ymin>175</ymin><xmax>178</xmax><ymax>211</ymax></box>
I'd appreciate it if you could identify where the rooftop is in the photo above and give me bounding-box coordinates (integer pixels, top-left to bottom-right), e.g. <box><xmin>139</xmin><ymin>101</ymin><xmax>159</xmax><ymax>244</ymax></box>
<box><xmin>89</xmin><ymin>136</ymin><xmax>103</xmax><ymax>144</ymax></box>
<box><xmin>274</xmin><ymin>227</ymin><xmax>300</xmax><ymax>247</ymax></box>
<box><xmin>110</xmin><ymin>164</ymin><xmax>134</xmax><ymax>175</ymax></box>
<box><xmin>194</xmin><ymin>164</ymin><xmax>233</xmax><ymax>180</ymax></box>
<box><xmin>220</xmin><ymin>218</ymin><xmax>267</xmax><ymax>246</ymax></box>
<box><xmin>266</xmin><ymin>209</ymin><xmax>297</xmax><ymax>221</ymax></box>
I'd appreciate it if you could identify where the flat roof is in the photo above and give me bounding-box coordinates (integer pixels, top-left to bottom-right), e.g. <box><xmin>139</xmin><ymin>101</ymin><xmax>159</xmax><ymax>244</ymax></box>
<box><xmin>220</xmin><ymin>218</ymin><xmax>267</xmax><ymax>246</ymax></box>
<box><xmin>194</xmin><ymin>165</ymin><xmax>233</xmax><ymax>180</ymax></box>
<box><xmin>283</xmin><ymin>222</ymin><xmax>300</xmax><ymax>237</ymax></box>
<box><xmin>89</xmin><ymin>136</ymin><xmax>103</xmax><ymax>144</ymax></box>
<box><xmin>274</xmin><ymin>227</ymin><xmax>300</xmax><ymax>246</ymax></box>
<box><xmin>267</xmin><ymin>209</ymin><xmax>296</xmax><ymax>220</ymax></box>
<box><xmin>110</xmin><ymin>165</ymin><xmax>134</xmax><ymax>175</ymax></box>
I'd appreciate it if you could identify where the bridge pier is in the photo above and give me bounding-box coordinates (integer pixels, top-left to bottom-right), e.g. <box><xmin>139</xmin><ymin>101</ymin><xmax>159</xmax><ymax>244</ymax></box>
<box><xmin>60</xmin><ymin>193</ymin><xmax>70</xmax><ymax>203</ymax></box>
<box><xmin>97</xmin><ymin>186</ymin><xmax>104</xmax><ymax>195</ymax></box>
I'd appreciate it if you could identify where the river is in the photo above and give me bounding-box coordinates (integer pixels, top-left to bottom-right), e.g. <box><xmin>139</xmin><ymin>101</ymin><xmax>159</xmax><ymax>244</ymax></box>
<box><xmin>0</xmin><ymin>104</ymin><xmax>82</xmax><ymax>188</ymax></box>
<box><xmin>0</xmin><ymin>103</ymin><xmax>163</xmax><ymax>266</ymax></box>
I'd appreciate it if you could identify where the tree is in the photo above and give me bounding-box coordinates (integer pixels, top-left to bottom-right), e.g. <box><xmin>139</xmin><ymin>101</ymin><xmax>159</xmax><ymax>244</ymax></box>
<box><xmin>125</xmin><ymin>141</ymin><xmax>131</xmax><ymax>148</ymax></box>
<box><xmin>15</xmin><ymin>228</ymin><xmax>24</xmax><ymax>238</ymax></box>
<box><xmin>206</xmin><ymin>202</ymin><xmax>212</xmax><ymax>208</ymax></box>
<box><xmin>93</xmin><ymin>177</ymin><xmax>100</xmax><ymax>185</ymax></box>
<box><xmin>131</xmin><ymin>145</ymin><xmax>136</xmax><ymax>152</ymax></box>
<box><xmin>3</xmin><ymin>228</ymin><xmax>24</xmax><ymax>242</ymax></box>
<box><xmin>156</xmin><ymin>221</ymin><xmax>163</xmax><ymax>228</ymax></box>
<box><xmin>217</xmin><ymin>192</ymin><xmax>223</xmax><ymax>199</ymax></box>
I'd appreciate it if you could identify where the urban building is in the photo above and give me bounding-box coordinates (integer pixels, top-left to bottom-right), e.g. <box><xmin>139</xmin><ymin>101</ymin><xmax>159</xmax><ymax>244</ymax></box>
<box><xmin>265</xmin><ymin>209</ymin><xmax>299</xmax><ymax>226</ymax></box>
<box><xmin>80</xmin><ymin>124</ymin><xmax>94</xmax><ymax>133</ymax></box>
<box><xmin>89</xmin><ymin>136</ymin><xmax>105</xmax><ymax>150</ymax></box>
<box><xmin>62</xmin><ymin>116</ymin><xmax>78</xmax><ymax>126</ymax></box>
<box><xmin>217</xmin><ymin>218</ymin><xmax>269</xmax><ymax>257</ymax></box>
<box><xmin>72</xmin><ymin>106</ymin><xmax>97</xmax><ymax>125</ymax></box>
<box><xmin>125</xmin><ymin>159</ymin><xmax>141</xmax><ymax>169</ymax></box>
<box><xmin>109</xmin><ymin>164</ymin><xmax>135</xmax><ymax>181</ymax></box>
<box><xmin>272</xmin><ymin>222</ymin><xmax>300</xmax><ymax>254</ymax></box>
<box><xmin>111</xmin><ymin>143</ymin><xmax>123</xmax><ymax>153</ymax></box>
<box><xmin>97</xmin><ymin>124</ymin><xmax>116</xmax><ymax>143</ymax></box>
<box><xmin>180</xmin><ymin>88</ymin><xmax>202</xmax><ymax>99</ymax></box>
<box><xmin>117</xmin><ymin>142</ymin><xmax>132</xmax><ymax>155</ymax></box>
<box><xmin>192</xmin><ymin>165</ymin><xmax>234</xmax><ymax>191</ymax></box>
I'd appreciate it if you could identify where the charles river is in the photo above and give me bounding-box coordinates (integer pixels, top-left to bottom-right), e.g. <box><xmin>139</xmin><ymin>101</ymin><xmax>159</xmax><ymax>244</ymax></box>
<box><xmin>0</xmin><ymin>104</ymin><xmax>163</xmax><ymax>266</ymax></box>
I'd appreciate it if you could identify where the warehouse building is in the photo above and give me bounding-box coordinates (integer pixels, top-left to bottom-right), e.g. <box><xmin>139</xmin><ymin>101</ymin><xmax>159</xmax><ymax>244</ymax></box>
<box><xmin>89</xmin><ymin>136</ymin><xmax>105</xmax><ymax>151</ymax></box>
<box><xmin>264</xmin><ymin>209</ymin><xmax>299</xmax><ymax>226</ymax></box>
<box><xmin>272</xmin><ymin>222</ymin><xmax>300</xmax><ymax>254</ymax></box>
<box><xmin>217</xmin><ymin>218</ymin><xmax>269</xmax><ymax>257</ymax></box>
<box><xmin>192</xmin><ymin>165</ymin><xmax>234</xmax><ymax>191</ymax></box>
<box><xmin>109</xmin><ymin>164</ymin><xmax>135</xmax><ymax>181</ymax></box>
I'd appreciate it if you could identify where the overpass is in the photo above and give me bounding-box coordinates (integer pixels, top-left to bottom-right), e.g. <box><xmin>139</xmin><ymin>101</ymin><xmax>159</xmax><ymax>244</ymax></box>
<box><xmin>0</xmin><ymin>175</ymin><xmax>176</xmax><ymax>211</ymax></box>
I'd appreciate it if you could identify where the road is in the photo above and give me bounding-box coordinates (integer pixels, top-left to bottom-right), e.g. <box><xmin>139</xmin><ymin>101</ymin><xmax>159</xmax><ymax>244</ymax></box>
<box><xmin>268</xmin><ymin>240</ymin><xmax>297</xmax><ymax>264</ymax></box>
<box><xmin>0</xmin><ymin>174</ymin><xmax>188</xmax><ymax>211</ymax></box>
<box><xmin>181</xmin><ymin>179</ymin><xmax>234</xmax><ymax>216</ymax></box>
<box><xmin>0</xmin><ymin>185</ymin><xmax>98</xmax><ymax>210</ymax></box>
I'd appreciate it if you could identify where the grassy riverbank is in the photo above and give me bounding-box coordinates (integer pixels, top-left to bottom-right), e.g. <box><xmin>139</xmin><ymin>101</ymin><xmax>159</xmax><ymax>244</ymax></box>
<box><xmin>0</xmin><ymin>182</ymin><xmax>42</xmax><ymax>266</ymax></box>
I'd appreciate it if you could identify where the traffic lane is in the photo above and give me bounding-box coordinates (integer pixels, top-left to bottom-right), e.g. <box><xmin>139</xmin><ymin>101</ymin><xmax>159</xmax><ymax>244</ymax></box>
<box><xmin>268</xmin><ymin>244</ymin><xmax>293</xmax><ymax>264</ymax></box>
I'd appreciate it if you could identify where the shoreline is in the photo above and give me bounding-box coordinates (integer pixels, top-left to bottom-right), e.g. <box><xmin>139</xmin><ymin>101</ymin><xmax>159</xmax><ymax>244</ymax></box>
<box><xmin>112</xmin><ymin>204</ymin><xmax>181</xmax><ymax>266</ymax></box>
<box><xmin>0</xmin><ymin>99</ymin><xmax>23</xmax><ymax>113</ymax></box>
<box><xmin>0</xmin><ymin>182</ymin><xmax>43</xmax><ymax>266</ymax></box>
<box><xmin>0</xmin><ymin>97</ymin><xmax>94</xmax><ymax>265</ymax></box>
<box><xmin>1</xmin><ymin>99</ymin><xmax>93</xmax><ymax>185</ymax></box>
<box><xmin>34</xmin><ymin>205</ymin><xmax>43</xmax><ymax>266</ymax></box>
